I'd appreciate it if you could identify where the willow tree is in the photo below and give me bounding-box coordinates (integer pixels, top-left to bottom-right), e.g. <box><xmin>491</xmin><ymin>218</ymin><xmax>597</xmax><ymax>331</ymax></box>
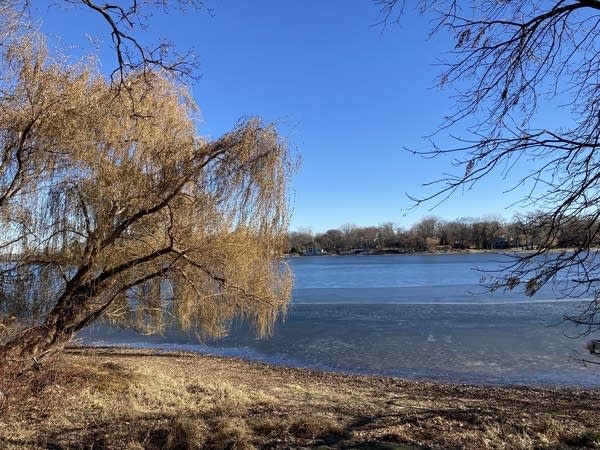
<box><xmin>0</xmin><ymin>15</ymin><xmax>292</xmax><ymax>366</ymax></box>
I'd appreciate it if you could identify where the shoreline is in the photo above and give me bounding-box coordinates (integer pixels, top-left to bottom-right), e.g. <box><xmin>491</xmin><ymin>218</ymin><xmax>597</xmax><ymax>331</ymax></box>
<box><xmin>2</xmin><ymin>346</ymin><xmax>600</xmax><ymax>448</ymax></box>
<box><xmin>289</xmin><ymin>247</ymin><xmax>587</xmax><ymax>257</ymax></box>
<box><xmin>67</xmin><ymin>345</ymin><xmax>600</xmax><ymax>394</ymax></box>
<box><xmin>72</xmin><ymin>343</ymin><xmax>600</xmax><ymax>389</ymax></box>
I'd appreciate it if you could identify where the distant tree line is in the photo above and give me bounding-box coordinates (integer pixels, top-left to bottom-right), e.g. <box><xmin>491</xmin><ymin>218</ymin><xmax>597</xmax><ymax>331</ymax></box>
<box><xmin>288</xmin><ymin>213</ymin><xmax>596</xmax><ymax>255</ymax></box>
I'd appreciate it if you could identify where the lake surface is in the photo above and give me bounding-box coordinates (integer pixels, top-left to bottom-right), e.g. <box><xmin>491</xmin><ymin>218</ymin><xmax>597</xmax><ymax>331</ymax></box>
<box><xmin>81</xmin><ymin>253</ymin><xmax>600</xmax><ymax>387</ymax></box>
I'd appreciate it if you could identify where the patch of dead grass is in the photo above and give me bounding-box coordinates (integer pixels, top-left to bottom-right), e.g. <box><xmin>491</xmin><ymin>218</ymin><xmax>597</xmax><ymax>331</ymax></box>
<box><xmin>1</xmin><ymin>348</ymin><xmax>599</xmax><ymax>449</ymax></box>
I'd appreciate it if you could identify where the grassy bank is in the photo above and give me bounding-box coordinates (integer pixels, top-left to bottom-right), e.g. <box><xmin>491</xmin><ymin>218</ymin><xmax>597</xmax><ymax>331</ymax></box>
<box><xmin>1</xmin><ymin>347</ymin><xmax>599</xmax><ymax>449</ymax></box>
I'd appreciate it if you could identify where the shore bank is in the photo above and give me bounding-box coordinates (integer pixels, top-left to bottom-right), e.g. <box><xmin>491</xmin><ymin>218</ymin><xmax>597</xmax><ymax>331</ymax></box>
<box><xmin>1</xmin><ymin>347</ymin><xmax>599</xmax><ymax>449</ymax></box>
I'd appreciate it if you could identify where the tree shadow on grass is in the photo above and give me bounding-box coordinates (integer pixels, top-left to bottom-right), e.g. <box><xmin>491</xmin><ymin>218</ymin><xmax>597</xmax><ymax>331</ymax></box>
<box><xmin>1</xmin><ymin>411</ymin><xmax>425</xmax><ymax>450</ymax></box>
<box><xmin>332</xmin><ymin>404</ymin><xmax>600</xmax><ymax>450</ymax></box>
<box><xmin>1</xmin><ymin>413</ymin><xmax>205</xmax><ymax>449</ymax></box>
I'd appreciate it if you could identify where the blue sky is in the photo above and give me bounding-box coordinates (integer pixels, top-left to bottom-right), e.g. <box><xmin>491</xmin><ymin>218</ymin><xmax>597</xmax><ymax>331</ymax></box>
<box><xmin>38</xmin><ymin>1</ymin><xmax>539</xmax><ymax>232</ymax></box>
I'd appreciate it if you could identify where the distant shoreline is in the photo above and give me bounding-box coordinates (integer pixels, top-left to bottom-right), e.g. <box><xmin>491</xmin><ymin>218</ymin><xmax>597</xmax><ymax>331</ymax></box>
<box><xmin>290</xmin><ymin>248</ymin><xmax>536</xmax><ymax>257</ymax></box>
<box><xmin>289</xmin><ymin>247</ymin><xmax>581</xmax><ymax>257</ymax></box>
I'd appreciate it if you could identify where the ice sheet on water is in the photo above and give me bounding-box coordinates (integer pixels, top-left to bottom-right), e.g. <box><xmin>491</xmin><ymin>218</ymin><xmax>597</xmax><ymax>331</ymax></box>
<box><xmin>78</xmin><ymin>254</ymin><xmax>600</xmax><ymax>387</ymax></box>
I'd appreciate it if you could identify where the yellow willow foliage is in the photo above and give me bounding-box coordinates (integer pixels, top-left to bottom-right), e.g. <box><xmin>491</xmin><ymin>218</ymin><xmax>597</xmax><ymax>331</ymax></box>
<box><xmin>0</xmin><ymin>17</ymin><xmax>293</xmax><ymax>349</ymax></box>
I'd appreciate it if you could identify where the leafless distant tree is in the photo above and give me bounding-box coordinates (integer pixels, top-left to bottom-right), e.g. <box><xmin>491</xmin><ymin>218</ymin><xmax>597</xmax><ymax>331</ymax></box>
<box><xmin>379</xmin><ymin>1</ymin><xmax>600</xmax><ymax>335</ymax></box>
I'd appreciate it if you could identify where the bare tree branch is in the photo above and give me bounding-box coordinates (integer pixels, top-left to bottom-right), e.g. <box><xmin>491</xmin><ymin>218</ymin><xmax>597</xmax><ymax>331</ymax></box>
<box><xmin>379</xmin><ymin>1</ymin><xmax>600</xmax><ymax>333</ymax></box>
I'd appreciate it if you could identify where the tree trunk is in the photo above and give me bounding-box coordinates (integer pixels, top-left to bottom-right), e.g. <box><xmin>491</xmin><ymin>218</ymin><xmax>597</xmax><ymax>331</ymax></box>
<box><xmin>0</xmin><ymin>300</ymin><xmax>85</xmax><ymax>368</ymax></box>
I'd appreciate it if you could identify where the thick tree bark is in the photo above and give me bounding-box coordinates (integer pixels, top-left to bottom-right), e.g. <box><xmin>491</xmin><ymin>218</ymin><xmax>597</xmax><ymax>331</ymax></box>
<box><xmin>0</xmin><ymin>276</ymin><xmax>102</xmax><ymax>366</ymax></box>
<box><xmin>0</xmin><ymin>304</ymin><xmax>82</xmax><ymax>365</ymax></box>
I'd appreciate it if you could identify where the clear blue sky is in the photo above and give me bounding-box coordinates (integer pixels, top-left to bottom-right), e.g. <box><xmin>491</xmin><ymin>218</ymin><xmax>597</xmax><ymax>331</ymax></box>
<box><xmin>38</xmin><ymin>1</ymin><xmax>540</xmax><ymax>232</ymax></box>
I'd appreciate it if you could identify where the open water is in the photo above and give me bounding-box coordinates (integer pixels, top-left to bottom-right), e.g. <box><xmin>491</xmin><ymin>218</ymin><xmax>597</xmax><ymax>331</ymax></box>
<box><xmin>81</xmin><ymin>253</ymin><xmax>600</xmax><ymax>386</ymax></box>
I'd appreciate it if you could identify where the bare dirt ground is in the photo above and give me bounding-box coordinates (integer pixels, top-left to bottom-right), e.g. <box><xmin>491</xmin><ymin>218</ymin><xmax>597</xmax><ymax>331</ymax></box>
<box><xmin>1</xmin><ymin>346</ymin><xmax>599</xmax><ymax>449</ymax></box>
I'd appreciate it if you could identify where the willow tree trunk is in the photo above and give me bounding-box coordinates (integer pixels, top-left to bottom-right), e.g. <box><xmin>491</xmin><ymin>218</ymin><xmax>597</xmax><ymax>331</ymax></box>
<box><xmin>0</xmin><ymin>289</ymin><xmax>97</xmax><ymax>368</ymax></box>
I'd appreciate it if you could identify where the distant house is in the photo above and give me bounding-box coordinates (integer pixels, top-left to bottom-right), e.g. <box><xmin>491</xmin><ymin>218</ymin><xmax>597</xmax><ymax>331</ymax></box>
<box><xmin>303</xmin><ymin>246</ymin><xmax>327</xmax><ymax>256</ymax></box>
<box><xmin>491</xmin><ymin>236</ymin><xmax>509</xmax><ymax>249</ymax></box>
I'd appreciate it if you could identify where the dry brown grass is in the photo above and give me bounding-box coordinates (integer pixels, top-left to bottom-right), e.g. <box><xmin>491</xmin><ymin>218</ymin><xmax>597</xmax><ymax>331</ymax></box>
<box><xmin>1</xmin><ymin>347</ymin><xmax>599</xmax><ymax>449</ymax></box>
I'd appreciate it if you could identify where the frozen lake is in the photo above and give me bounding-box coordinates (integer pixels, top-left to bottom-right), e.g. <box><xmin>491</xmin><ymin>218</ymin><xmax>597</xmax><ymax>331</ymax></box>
<box><xmin>81</xmin><ymin>253</ymin><xmax>600</xmax><ymax>386</ymax></box>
